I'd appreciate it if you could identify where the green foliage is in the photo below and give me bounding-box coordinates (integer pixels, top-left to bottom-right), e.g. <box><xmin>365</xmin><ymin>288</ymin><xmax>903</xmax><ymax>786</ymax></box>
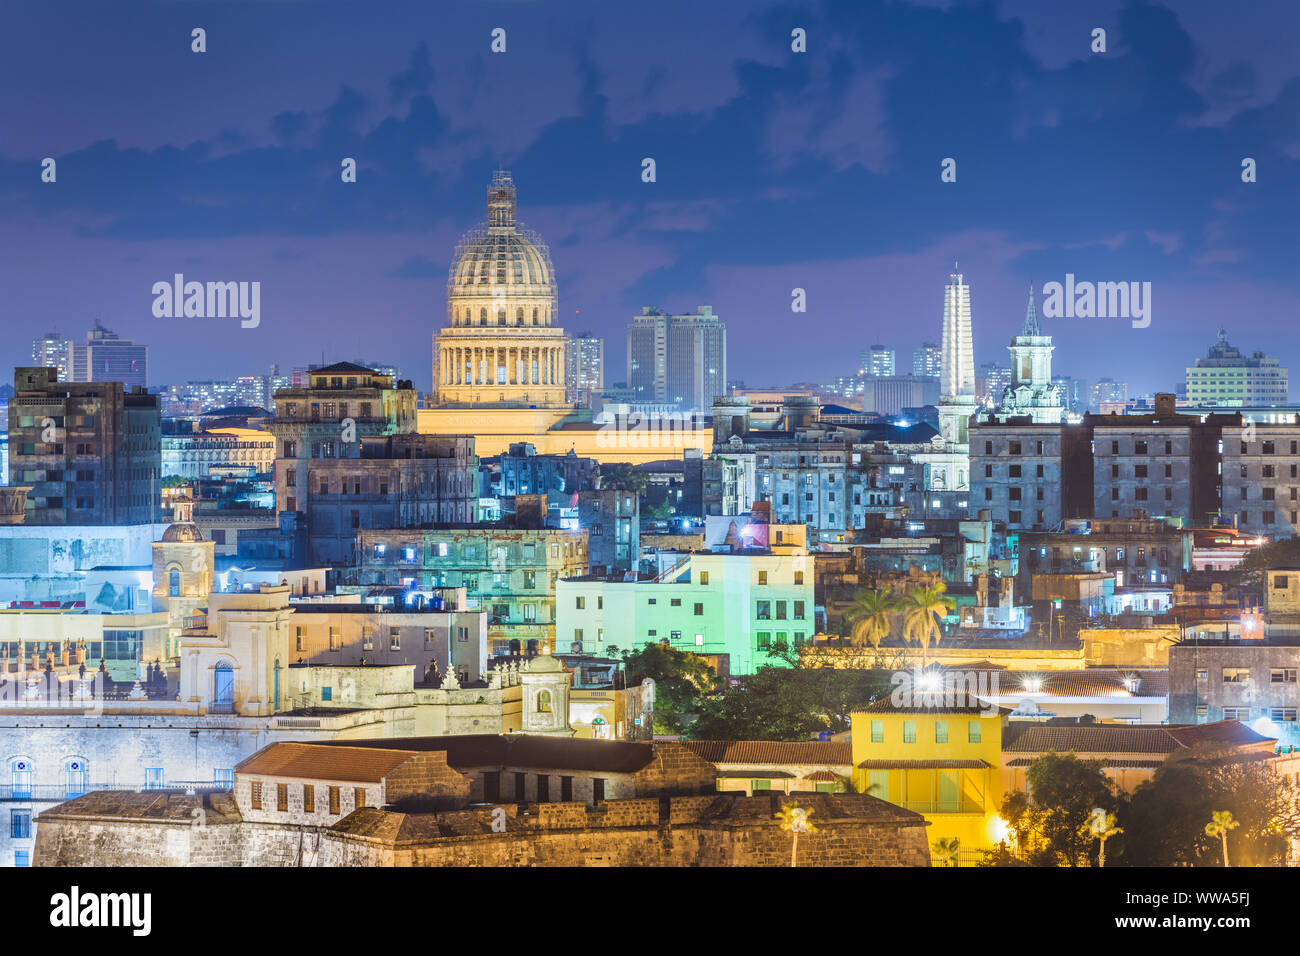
<box><xmin>1118</xmin><ymin>752</ymin><xmax>1296</xmax><ymax>866</ymax></box>
<box><xmin>995</xmin><ymin>753</ymin><xmax>1117</xmax><ymax>866</ymax></box>
<box><xmin>688</xmin><ymin>665</ymin><xmax>892</xmax><ymax>741</ymax></box>
<box><xmin>844</xmin><ymin>588</ymin><xmax>895</xmax><ymax>649</ymax></box>
<box><xmin>620</xmin><ymin>644</ymin><xmax>715</xmax><ymax>735</ymax></box>
<box><xmin>1230</xmin><ymin>536</ymin><xmax>1300</xmax><ymax>589</ymax></box>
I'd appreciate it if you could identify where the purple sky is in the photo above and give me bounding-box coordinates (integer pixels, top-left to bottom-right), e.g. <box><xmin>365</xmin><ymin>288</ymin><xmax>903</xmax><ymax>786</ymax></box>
<box><xmin>0</xmin><ymin>0</ymin><xmax>1296</xmax><ymax>398</ymax></box>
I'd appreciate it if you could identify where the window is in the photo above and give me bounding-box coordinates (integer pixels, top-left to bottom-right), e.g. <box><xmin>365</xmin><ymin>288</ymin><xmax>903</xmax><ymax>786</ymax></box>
<box><xmin>303</xmin><ymin>784</ymin><xmax>315</xmax><ymax>813</ymax></box>
<box><xmin>794</xmin><ymin>601</ymin><xmax>805</xmax><ymax>619</ymax></box>
<box><xmin>1271</xmin><ymin>669</ymin><xmax>1297</xmax><ymax>684</ymax></box>
<box><xmin>214</xmin><ymin>769</ymin><xmax>234</xmax><ymax>790</ymax></box>
<box><xmin>750</xmin><ymin>779</ymin><xmax>772</xmax><ymax>792</ymax></box>
<box><xmin>145</xmin><ymin>768</ymin><xmax>164</xmax><ymax>791</ymax></box>
<box><xmin>277</xmin><ymin>783</ymin><xmax>289</xmax><ymax>811</ymax></box>
<box><xmin>935</xmin><ymin>720</ymin><xmax>948</xmax><ymax>744</ymax></box>
<box><xmin>1222</xmin><ymin>668</ymin><xmax>1250</xmax><ymax>683</ymax></box>
<box><xmin>561</xmin><ymin>776</ymin><xmax>573</xmax><ymax>801</ymax></box>
<box><xmin>968</xmin><ymin>721</ymin><xmax>982</xmax><ymax>744</ymax></box>
<box><xmin>537</xmin><ymin>775</ymin><xmax>550</xmax><ymax>801</ymax></box>
<box><xmin>1270</xmin><ymin>708</ymin><xmax>1298</xmax><ymax>723</ymax></box>
<box><xmin>389</xmin><ymin>627</ymin><xmax>400</xmax><ymax>651</ymax></box>
<box><xmin>322</xmin><ymin>686</ymin><xmax>333</xmax><ymax>701</ymax></box>
<box><xmin>592</xmin><ymin>777</ymin><xmax>606</xmax><ymax>801</ymax></box>
<box><xmin>756</xmin><ymin>600</ymin><xmax>771</xmax><ymax>620</ymax></box>
<box><xmin>794</xmin><ymin>571</ymin><xmax>803</xmax><ymax>585</ymax></box>
<box><xmin>355</xmin><ymin>788</ymin><xmax>366</xmax><ymax>809</ymax></box>
<box><xmin>10</xmin><ymin>810</ymin><xmax>31</xmax><ymax>839</ymax></box>
<box><xmin>1223</xmin><ymin>707</ymin><xmax>1250</xmax><ymax>720</ymax></box>
<box><xmin>251</xmin><ymin>781</ymin><xmax>263</xmax><ymax>809</ymax></box>
<box><xmin>758</xmin><ymin>570</ymin><xmax>768</xmax><ymax>585</ymax></box>
<box><xmin>903</xmin><ymin>720</ymin><xmax>916</xmax><ymax>743</ymax></box>
<box><xmin>870</xmin><ymin>720</ymin><xmax>884</xmax><ymax>743</ymax></box>
<box><xmin>14</xmin><ymin>851</ymin><xmax>29</xmax><ymax>868</ymax></box>
<box><xmin>699</xmin><ymin>571</ymin><xmax>709</xmax><ymax>585</ymax></box>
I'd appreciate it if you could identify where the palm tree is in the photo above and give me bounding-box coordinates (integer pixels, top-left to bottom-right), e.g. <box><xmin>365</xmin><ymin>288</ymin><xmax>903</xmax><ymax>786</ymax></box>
<box><xmin>932</xmin><ymin>836</ymin><xmax>961</xmax><ymax>867</ymax></box>
<box><xmin>1205</xmin><ymin>810</ymin><xmax>1240</xmax><ymax>866</ymax></box>
<box><xmin>775</xmin><ymin>801</ymin><xmax>818</xmax><ymax>867</ymax></box>
<box><xmin>844</xmin><ymin>588</ymin><xmax>895</xmax><ymax>649</ymax></box>
<box><xmin>1085</xmin><ymin>808</ymin><xmax>1122</xmax><ymax>867</ymax></box>
<box><xmin>899</xmin><ymin>583</ymin><xmax>955</xmax><ymax>665</ymax></box>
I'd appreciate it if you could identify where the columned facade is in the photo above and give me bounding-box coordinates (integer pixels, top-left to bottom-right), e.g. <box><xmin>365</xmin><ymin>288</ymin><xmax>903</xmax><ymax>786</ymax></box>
<box><xmin>432</xmin><ymin>171</ymin><xmax>567</xmax><ymax>406</ymax></box>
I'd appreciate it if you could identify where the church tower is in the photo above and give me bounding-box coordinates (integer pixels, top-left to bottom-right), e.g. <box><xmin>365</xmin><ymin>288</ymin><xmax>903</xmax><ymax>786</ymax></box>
<box><xmin>152</xmin><ymin>494</ymin><xmax>214</xmax><ymax>659</ymax></box>
<box><xmin>519</xmin><ymin>647</ymin><xmax>575</xmax><ymax>736</ymax></box>
<box><xmin>999</xmin><ymin>285</ymin><xmax>1064</xmax><ymax>424</ymax></box>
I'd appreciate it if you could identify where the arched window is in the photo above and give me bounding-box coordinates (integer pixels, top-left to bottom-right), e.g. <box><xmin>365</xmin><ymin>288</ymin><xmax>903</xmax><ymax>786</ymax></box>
<box><xmin>63</xmin><ymin>757</ymin><xmax>87</xmax><ymax>798</ymax></box>
<box><xmin>537</xmin><ymin>690</ymin><xmax>552</xmax><ymax>713</ymax></box>
<box><xmin>9</xmin><ymin>758</ymin><xmax>32</xmax><ymax>799</ymax></box>
<box><xmin>168</xmin><ymin>568</ymin><xmax>180</xmax><ymax>597</ymax></box>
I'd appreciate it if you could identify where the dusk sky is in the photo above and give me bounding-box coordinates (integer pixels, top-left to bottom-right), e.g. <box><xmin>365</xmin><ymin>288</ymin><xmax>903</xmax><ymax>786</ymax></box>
<box><xmin>1</xmin><ymin>0</ymin><xmax>1296</xmax><ymax>397</ymax></box>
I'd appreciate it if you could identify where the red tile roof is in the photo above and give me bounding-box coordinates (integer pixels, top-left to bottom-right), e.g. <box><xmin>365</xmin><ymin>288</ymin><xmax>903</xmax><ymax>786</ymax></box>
<box><xmin>1001</xmin><ymin>720</ymin><xmax>1273</xmax><ymax>756</ymax></box>
<box><xmin>856</xmin><ymin>759</ymin><xmax>992</xmax><ymax>770</ymax></box>
<box><xmin>234</xmin><ymin>742</ymin><xmax>420</xmax><ymax>783</ymax></box>
<box><xmin>681</xmin><ymin>740</ymin><xmax>852</xmax><ymax>766</ymax></box>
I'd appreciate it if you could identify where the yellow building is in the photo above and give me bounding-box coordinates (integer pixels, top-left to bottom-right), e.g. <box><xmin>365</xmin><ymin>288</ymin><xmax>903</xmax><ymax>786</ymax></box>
<box><xmin>851</xmin><ymin>699</ymin><xmax>1009</xmax><ymax>862</ymax></box>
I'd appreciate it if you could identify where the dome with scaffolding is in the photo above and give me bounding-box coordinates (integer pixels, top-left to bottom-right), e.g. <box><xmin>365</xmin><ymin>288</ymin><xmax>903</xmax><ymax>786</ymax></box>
<box><xmin>447</xmin><ymin>170</ymin><xmax>558</xmax><ymax>328</ymax></box>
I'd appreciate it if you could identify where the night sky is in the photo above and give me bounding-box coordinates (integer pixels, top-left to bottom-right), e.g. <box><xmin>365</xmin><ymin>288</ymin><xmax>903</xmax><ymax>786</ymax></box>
<box><xmin>1</xmin><ymin>0</ymin><xmax>1296</xmax><ymax>397</ymax></box>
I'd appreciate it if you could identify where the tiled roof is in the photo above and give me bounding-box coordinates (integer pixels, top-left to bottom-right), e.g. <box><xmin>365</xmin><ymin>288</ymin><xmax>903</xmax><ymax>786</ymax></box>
<box><xmin>1000</xmin><ymin>720</ymin><xmax>1273</xmax><ymax>756</ymax></box>
<box><xmin>314</xmin><ymin>734</ymin><xmax>659</xmax><ymax>774</ymax></box>
<box><xmin>716</xmin><ymin>770</ymin><xmax>794</xmax><ymax>779</ymax></box>
<box><xmin>312</xmin><ymin>361</ymin><xmax>377</xmax><ymax>375</ymax></box>
<box><xmin>981</xmin><ymin>669</ymin><xmax>1169</xmax><ymax>698</ymax></box>
<box><xmin>1165</xmin><ymin>721</ymin><xmax>1274</xmax><ymax>749</ymax></box>
<box><xmin>1006</xmin><ymin>757</ymin><xmax>1163</xmax><ymax>769</ymax></box>
<box><xmin>234</xmin><ymin>742</ymin><xmax>420</xmax><ymax>783</ymax></box>
<box><xmin>681</xmin><ymin>740</ymin><xmax>852</xmax><ymax>766</ymax></box>
<box><xmin>856</xmin><ymin>759</ymin><xmax>992</xmax><ymax>770</ymax></box>
<box><xmin>855</xmin><ymin>699</ymin><xmax>1006</xmax><ymax>716</ymax></box>
<box><xmin>803</xmin><ymin>770</ymin><xmax>839</xmax><ymax>781</ymax></box>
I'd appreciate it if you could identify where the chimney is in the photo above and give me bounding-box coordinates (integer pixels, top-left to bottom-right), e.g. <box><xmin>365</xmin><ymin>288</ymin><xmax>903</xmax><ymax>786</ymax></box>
<box><xmin>1153</xmin><ymin>393</ymin><xmax>1176</xmax><ymax>417</ymax></box>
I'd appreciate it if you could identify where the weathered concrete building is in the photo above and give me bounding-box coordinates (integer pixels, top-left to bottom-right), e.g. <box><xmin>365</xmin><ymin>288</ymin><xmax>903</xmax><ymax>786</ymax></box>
<box><xmin>351</xmin><ymin>523</ymin><xmax>588</xmax><ymax>655</ymax></box>
<box><xmin>1221</xmin><ymin>423</ymin><xmax>1300</xmax><ymax>537</ymax></box>
<box><xmin>269</xmin><ymin>362</ymin><xmax>419</xmax><ymax>517</ymax></box>
<box><xmin>8</xmin><ymin>367</ymin><xmax>162</xmax><ymax>526</ymax></box>
<box><xmin>305</xmin><ymin>433</ymin><xmax>479</xmax><ymax>565</ymax></box>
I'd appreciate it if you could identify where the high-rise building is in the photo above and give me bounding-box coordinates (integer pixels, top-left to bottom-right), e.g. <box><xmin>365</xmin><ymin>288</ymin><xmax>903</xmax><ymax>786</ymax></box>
<box><xmin>626</xmin><ymin>307</ymin><xmax>727</xmax><ymax>411</ymax></box>
<box><xmin>32</xmin><ymin>333</ymin><xmax>72</xmax><ymax>382</ymax></box>
<box><xmin>860</xmin><ymin>345</ymin><xmax>895</xmax><ymax>377</ymax></box>
<box><xmin>912</xmin><ymin>342</ymin><xmax>942</xmax><ymax>378</ymax></box>
<box><xmin>1090</xmin><ymin>378</ymin><xmax>1128</xmax><ymax>410</ymax></box>
<box><xmin>69</xmin><ymin>321</ymin><xmax>148</xmax><ymax>389</ymax></box>
<box><xmin>7</xmin><ymin>367</ymin><xmax>161</xmax><ymax>525</ymax></box>
<box><xmin>432</xmin><ymin>171</ymin><xmax>567</xmax><ymax>406</ymax></box>
<box><xmin>1052</xmin><ymin>374</ymin><xmax>1088</xmax><ymax>417</ymax></box>
<box><xmin>937</xmin><ymin>267</ymin><xmax>977</xmax><ymax>446</ymax></box>
<box><xmin>976</xmin><ymin>363</ymin><xmax>1012</xmax><ymax>408</ymax></box>
<box><xmin>997</xmin><ymin>286</ymin><xmax>1064</xmax><ymax>424</ymax></box>
<box><xmin>565</xmin><ymin>332</ymin><xmax>604</xmax><ymax>405</ymax></box>
<box><xmin>1185</xmin><ymin>330</ymin><xmax>1289</xmax><ymax>407</ymax></box>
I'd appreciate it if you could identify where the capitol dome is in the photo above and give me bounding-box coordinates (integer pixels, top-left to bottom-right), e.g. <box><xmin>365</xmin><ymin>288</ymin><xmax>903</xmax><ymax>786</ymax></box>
<box><xmin>447</xmin><ymin>170</ymin><xmax>558</xmax><ymax>329</ymax></box>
